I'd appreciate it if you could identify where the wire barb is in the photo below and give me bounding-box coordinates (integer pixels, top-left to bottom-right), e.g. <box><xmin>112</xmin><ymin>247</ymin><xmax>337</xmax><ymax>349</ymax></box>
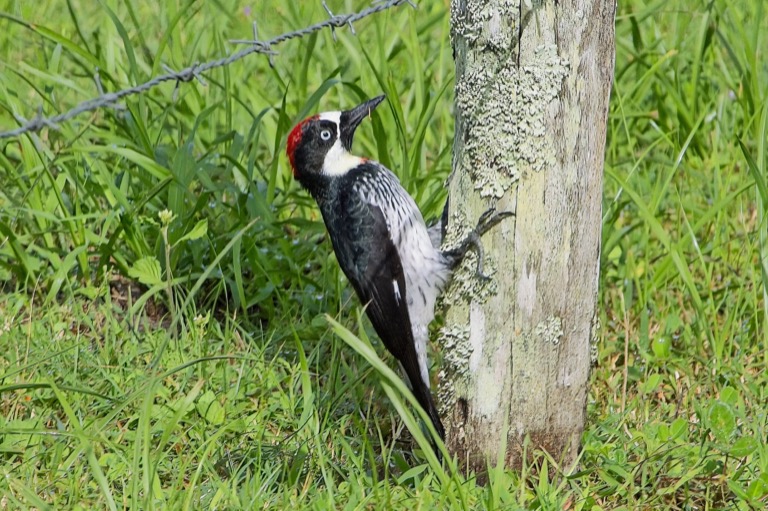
<box><xmin>322</xmin><ymin>2</ymin><xmax>337</xmax><ymax>41</ymax></box>
<box><xmin>229</xmin><ymin>20</ymin><xmax>278</xmax><ymax>67</ymax></box>
<box><xmin>0</xmin><ymin>0</ymin><xmax>413</xmax><ymax>140</ymax></box>
<box><xmin>94</xmin><ymin>68</ymin><xmax>104</xmax><ymax>95</ymax></box>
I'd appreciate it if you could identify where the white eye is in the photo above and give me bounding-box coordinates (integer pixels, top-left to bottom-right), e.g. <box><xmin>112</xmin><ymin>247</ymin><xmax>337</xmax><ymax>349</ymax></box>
<box><xmin>320</xmin><ymin>129</ymin><xmax>332</xmax><ymax>141</ymax></box>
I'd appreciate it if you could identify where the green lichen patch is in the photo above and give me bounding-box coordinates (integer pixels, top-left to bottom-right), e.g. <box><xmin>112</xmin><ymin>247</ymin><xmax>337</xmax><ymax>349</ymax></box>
<box><xmin>516</xmin><ymin>44</ymin><xmax>569</xmax><ymax>174</ymax></box>
<box><xmin>456</xmin><ymin>64</ymin><xmax>519</xmax><ymax>198</ymax></box>
<box><xmin>437</xmin><ymin>324</ymin><xmax>471</xmax><ymax>413</ymax></box>
<box><xmin>534</xmin><ymin>315</ymin><xmax>564</xmax><ymax>345</ymax></box>
<box><xmin>450</xmin><ymin>0</ymin><xmax>518</xmax><ymax>51</ymax></box>
<box><xmin>521</xmin><ymin>315</ymin><xmax>564</xmax><ymax>349</ymax></box>
<box><xmin>453</xmin><ymin>36</ymin><xmax>569</xmax><ymax>197</ymax></box>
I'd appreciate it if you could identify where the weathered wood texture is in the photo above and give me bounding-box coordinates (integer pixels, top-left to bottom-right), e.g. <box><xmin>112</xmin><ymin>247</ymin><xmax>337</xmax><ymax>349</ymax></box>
<box><xmin>441</xmin><ymin>0</ymin><xmax>615</xmax><ymax>475</ymax></box>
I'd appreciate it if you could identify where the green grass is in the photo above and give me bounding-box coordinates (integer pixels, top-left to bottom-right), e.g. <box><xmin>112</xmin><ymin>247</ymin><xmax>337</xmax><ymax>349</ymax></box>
<box><xmin>0</xmin><ymin>0</ymin><xmax>766</xmax><ymax>509</ymax></box>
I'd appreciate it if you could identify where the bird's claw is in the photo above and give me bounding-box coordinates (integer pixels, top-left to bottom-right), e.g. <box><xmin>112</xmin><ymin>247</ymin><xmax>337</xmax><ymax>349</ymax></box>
<box><xmin>443</xmin><ymin>207</ymin><xmax>514</xmax><ymax>277</ymax></box>
<box><xmin>476</xmin><ymin>208</ymin><xmax>514</xmax><ymax>237</ymax></box>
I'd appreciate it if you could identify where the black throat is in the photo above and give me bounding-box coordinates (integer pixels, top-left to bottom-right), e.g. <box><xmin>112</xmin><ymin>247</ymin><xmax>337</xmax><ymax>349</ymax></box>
<box><xmin>297</xmin><ymin>171</ymin><xmax>337</xmax><ymax>207</ymax></box>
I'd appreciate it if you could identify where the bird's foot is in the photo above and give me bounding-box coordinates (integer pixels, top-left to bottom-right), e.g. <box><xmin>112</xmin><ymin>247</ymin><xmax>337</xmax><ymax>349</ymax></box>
<box><xmin>476</xmin><ymin>208</ymin><xmax>514</xmax><ymax>236</ymax></box>
<box><xmin>445</xmin><ymin>208</ymin><xmax>514</xmax><ymax>279</ymax></box>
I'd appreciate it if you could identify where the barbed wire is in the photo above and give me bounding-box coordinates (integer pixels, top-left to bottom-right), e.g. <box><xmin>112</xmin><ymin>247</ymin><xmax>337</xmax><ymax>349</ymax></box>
<box><xmin>0</xmin><ymin>0</ymin><xmax>415</xmax><ymax>140</ymax></box>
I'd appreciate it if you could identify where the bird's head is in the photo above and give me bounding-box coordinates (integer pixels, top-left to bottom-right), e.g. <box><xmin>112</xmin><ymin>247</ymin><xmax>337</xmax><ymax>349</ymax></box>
<box><xmin>286</xmin><ymin>95</ymin><xmax>385</xmax><ymax>182</ymax></box>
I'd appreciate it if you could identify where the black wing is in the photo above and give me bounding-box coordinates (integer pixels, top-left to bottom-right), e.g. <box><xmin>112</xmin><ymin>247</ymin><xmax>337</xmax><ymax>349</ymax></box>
<box><xmin>323</xmin><ymin>187</ymin><xmax>445</xmax><ymax>441</ymax></box>
<box><xmin>326</xmin><ymin>191</ymin><xmax>412</xmax><ymax>361</ymax></box>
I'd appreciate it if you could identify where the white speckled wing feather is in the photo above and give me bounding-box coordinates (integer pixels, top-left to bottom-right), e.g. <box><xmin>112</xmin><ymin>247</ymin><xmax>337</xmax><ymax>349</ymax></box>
<box><xmin>354</xmin><ymin>162</ymin><xmax>450</xmax><ymax>388</ymax></box>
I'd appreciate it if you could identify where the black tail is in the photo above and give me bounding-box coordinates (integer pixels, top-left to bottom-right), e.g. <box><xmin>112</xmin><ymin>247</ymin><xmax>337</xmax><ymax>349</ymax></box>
<box><xmin>399</xmin><ymin>356</ymin><xmax>445</xmax><ymax>461</ymax></box>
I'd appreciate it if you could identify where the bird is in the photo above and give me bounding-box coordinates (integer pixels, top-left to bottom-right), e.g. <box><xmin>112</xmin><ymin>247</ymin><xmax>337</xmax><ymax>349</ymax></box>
<box><xmin>286</xmin><ymin>94</ymin><xmax>510</xmax><ymax>452</ymax></box>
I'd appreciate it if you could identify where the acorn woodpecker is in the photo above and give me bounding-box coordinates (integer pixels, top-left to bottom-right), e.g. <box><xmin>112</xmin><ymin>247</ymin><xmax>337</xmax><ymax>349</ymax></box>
<box><xmin>286</xmin><ymin>95</ymin><xmax>509</xmax><ymax>449</ymax></box>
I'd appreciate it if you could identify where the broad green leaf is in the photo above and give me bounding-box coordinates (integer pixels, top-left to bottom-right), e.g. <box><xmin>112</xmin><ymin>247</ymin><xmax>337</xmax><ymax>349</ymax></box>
<box><xmin>196</xmin><ymin>390</ymin><xmax>225</xmax><ymax>425</ymax></box>
<box><xmin>176</xmin><ymin>218</ymin><xmax>208</xmax><ymax>244</ymax></box>
<box><xmin>651</xmin><ymin>337</ymin><xmax>671</xmax><ymax>359</ymax></box>
<box><xmin>730</xmin><ymin>436</ymin><xmax>759</xmax><ymax>457</ymax></box>
<box><xmin>708</xmin><ymin>401</ymin><xmax>736</xmax><ymax>443</ymax></box>
<box><xmin>128</xmin><ymin>257</ymin><xmax>163</xmax><ymax>286</ymax></box>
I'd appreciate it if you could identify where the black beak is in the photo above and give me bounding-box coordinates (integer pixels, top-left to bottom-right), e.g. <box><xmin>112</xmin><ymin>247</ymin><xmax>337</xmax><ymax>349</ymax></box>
<box><xmin>340</xmin><ymin>95</ymin><xmax>386</xmax><ymax>150</ymax></box>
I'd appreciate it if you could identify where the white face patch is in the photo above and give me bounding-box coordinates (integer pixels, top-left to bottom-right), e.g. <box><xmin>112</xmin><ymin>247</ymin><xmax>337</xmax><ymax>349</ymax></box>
<box><xmin>318</xmin><ymin>111</ymin><xmax>341</xmax><ymax>125</ymax></box>
<box><xmin>322</xmin><ymin>140</ymin><xmax>362</xmax><ymax>176</ymax></box>
<box><xmin>318</xmin><ymin>110</ymin><xmax>362</xmax><ymax>176</ymax></box>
